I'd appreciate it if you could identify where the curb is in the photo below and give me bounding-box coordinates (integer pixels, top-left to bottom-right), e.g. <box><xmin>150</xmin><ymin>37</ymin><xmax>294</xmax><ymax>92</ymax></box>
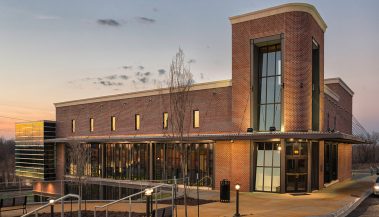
<box><xmin>315</xmin><ymin>188</ymin><xmax>372</xmax><ymax>217</ymax></box>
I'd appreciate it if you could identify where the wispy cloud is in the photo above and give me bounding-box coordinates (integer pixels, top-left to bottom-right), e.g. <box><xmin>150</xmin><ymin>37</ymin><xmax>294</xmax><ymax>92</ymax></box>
<box><xmin>105</xmin><ymin>75</ymin><xmax>117</xmax><ymax>80</ymax></box>
<box><xmin>138</xmin><ymin>77</ymin><xmax>148</xmax><ymax>83</ymax></box>
<box><xmin>97</xmin><ymin>19</ymin><xmax>121</xmax><ymax>27</ymax></box>
<box><xmin>97</xmin><ymin>81</ymin><xmax>123</xmax><ymax>86</ymax></box>
<box><xmin>123</xmin><ymin>65</ymin><xmax>132</xmax><ymax>70</ymax></box>
<box><xmin>158</xmin><ymin>69</ymin><xmax>166</xmax><ymax>75</ymax></box>
<box><xmin>135</xmin><ymin>17</ymin><xmax>156</xmax><ymax>24</ymax></box>
<box><xmin>188</xmin><ymin>59</ymin><xmax>196</xmax><ymax>64</ymax></box>
<box><xmin>138</xmin><ymin>66</ymin><xmax>145</xmax><ymax>70</ymax></box>
<box><xmin>120</xmin><ymin>75</ymin><xmax>129</xmax><ymax>80</ymax></box>
<box><xmin>35</xmin><ymin>15</ymin><xmax>61</xmax><ymax>20</ymax></box>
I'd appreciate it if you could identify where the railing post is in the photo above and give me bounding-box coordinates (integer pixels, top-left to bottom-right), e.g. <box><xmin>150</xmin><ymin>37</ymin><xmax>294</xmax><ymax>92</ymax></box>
<box><xmin>35</xmin><ymin>211</ymin><xmax>38</xmax><ymax>217</ymax></box>
<box><xmin>61</xmin><ymin>181</ymin><xmax>64</xmax><ymax>217</ymax></box>
<box><xmin>155</xmin><ymin>188</ymin><xmax>158</xmax><ymax>213</ymax></box>
<box><xmin>94</xmin><ymin>209</ymin><xmax>97</xmax><ymax>217</ymax></box>
<box><xmin>171</xmin><ymin>184</ymin><xmax>175</xmax><ymax>217</ymax></box>
<box><xmin>106</xmin><ymin>207</ymin><xmax>108</xmax><ymax>217</ymax></box>
<box><xmin>78</xmin><ymin>195</ymin><xmax>82</xmax><ymax>217</ymax></box>
<box><xmin>129</xmin><ymin>197</ymin><xmax>132</xmax><ymax>217</ymax></box>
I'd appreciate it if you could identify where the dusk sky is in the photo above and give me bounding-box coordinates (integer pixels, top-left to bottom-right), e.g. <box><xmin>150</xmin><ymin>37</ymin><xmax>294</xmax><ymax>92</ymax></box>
<box><xmin>0</xmin><ymin>0</ymin><xmax>378</xmax><ymax>138</ymax></box>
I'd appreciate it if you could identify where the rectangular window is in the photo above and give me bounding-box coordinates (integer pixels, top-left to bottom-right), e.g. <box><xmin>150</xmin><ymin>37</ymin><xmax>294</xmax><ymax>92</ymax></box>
<box><xmin>71</xmin><ymin>120</ymin><xmax>76</xmax><ymax>133</ymax></box>
<box><xmin>135</xmin><ymin>114</ymin><xmax>140</xmax><ymax>130</ymax></box>
<box><xmin>90</xmin><ymin>118</ymin><xmax>94</xmax><ymax>132</ymax></box>
<box><xmin>258</xmin><ymin>44</ymin><xmax>281</xmax><ymax>131</ymax></box>
<box><xmin>255</xmin><ymin>142</ymin><xmax>281</xmax><ymax>192</ymax></box>
<box><xmin>111</xmin><ymin>116</ymin><xmax>116</xmax><ymax>131</ymax></box>
<box><xmin>193</xmin><ymin>110</ymin><xmax>200</xmax><ymax>128</ymax></box>
<box><xmin>163</xmin><ymin>112</ymin><xmax>168</xmax><ymax>129</ymax></box>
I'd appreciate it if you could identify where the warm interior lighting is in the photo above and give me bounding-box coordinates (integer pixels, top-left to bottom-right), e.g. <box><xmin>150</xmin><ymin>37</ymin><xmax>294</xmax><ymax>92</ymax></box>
<box><xmin>193</xmin><ymin>110</ymin><xmax>200</xmax><ymax>128</ymax></box>
<box><xmin>278</xmin><ymin>146</ymin><xmax>282</xmax><ymax>151</ymax></box>
<box><xmin>235</xmin><ymin>184</ymin><xmax>240</xmax><ymax>190</ymax></box>
<box><xmin>49</xmin><ymin>199</ymin><xmax>55</xmax><ymax>204</ymax></box>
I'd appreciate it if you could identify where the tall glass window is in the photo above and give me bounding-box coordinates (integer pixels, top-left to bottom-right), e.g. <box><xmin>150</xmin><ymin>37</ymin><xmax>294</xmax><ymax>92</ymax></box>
<box><xmin>193</xmin><ymin>110</ymin><xmax>200</xmax><ymax>128</ymax></box>
<box><xmin>71</xmin><ymin>120</ymin><xmax>76</xmax><ymax>133</ymax></box>
<box><xmin>135</xmin><ymin>114</ymin><xmax>140</xmax><ymax>130</ymax></box>
<box><xmin>111</xmin><ymin>116</ymin><xmax>116</xmax><ymax>131</ymax></box>
<box><xmin>163</xmin><ymin>112</ymin><xmax>168</xmax><ymax>129</ymax></box>
<box><xmin>255</xmin><ymin>142</ymin><xmax>281</xmax><ymax>192</ymax></box>
<box><xmin>90</xmin><ymin>118</ymin><xmax>94</xmax><ymax>132</ymax></box>
<box><xmin>258</xmin><ymin>45</ymin><xmax>282</xmax><ymax>131</ymax></box>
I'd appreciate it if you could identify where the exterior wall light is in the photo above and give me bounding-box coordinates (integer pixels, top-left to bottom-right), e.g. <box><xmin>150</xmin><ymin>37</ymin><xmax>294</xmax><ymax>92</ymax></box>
<box><xmin>49</xmin><ymin>199</ymin><xmax>55</xmax><ymax>217</ymax></box>
<box><xmin>247</xmin><ymin>128</ymin><xmax>254</xmax><ymax>133</ymax></box>
<box><xmin>234</xmin><ymin>184</ymin><xmax>241</xmax><ymax>217</ymax></box>
<box><xmin>145</xmin><ymin>188</ymin><xmax>153</xmax><ymax>217</ymax></box>
<box><xmin>278</xmin><ymin>146</ymin><xmax>282</xmax><ymax>151</ymax></box>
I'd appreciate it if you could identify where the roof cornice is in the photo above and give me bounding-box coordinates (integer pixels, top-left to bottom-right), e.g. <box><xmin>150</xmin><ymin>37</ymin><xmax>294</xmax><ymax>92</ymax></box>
<box><xmin>55</xmin><ymin>79</ymin><xmax>232</xmax><ymax>108</ymax></box>
<box><xmin>229</xmin><ymin>3</ymin><xmax>327</xmax><ymax>32</ymax></box>
<box><xmin>325</xmin><ymin>77</ymin><xmax>354</xmax><ymax>96</ymax></box>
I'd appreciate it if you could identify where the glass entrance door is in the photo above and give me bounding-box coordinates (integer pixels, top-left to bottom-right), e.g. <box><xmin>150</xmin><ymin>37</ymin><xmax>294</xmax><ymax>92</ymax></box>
<box><xmin>285</xmin><ymin>142</ymin><xmax>308</xmax><ymax>192</ymax></box>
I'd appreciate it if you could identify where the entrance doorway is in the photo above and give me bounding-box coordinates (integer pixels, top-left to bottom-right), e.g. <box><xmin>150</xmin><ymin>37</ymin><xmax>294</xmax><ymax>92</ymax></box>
<box><xmin>285</xmin><ymin>142</ymin><xmax>308</xmax><ymax>192</ymax></box>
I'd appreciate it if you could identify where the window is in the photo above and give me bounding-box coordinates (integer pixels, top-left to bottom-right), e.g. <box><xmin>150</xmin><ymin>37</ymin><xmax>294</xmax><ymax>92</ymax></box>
<box><xmin>163</xmin><ymin>112</ymin><xmax>168</xmax><ymax>129</ymax></box>
<box><xmin>258</xmin><ymin>44</ymin><xmax>281</xmax><ymax>131</ymax></box>
<box><xmin>255</xmin><ymin>143</ymin><xmax>281</xmax><ymax>192</ymax></box>
<box><xmin>334</xmin><ymin>116</ymin><xmax>337</xmax><ymax>130</ymax></box>
<box><xmin>90</xmin><ymin>118</ymin><xmax>94</xmax><ymax>132</ymax></box>
<box><xmin>193</xmin><ymin>110</ymin><xmax>200</xmax><ymax>128</ymax></box>
<box><xmin>71</xmin><ymin>120</ymin><xmax>76</xmax><ymax>133</ymax></box>
<box><xmin>135</xmin><ymin>114</ymin><xmax>140</xmax><ymax>130</ymax></box>
<box><xmin>111</xmin><ymin>116</ymin><xmax>116</xmax><ymax>131</ymax></box>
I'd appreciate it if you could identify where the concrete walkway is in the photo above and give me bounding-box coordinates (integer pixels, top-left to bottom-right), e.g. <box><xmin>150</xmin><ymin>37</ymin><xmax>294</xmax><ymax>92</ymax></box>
<box><xmin>2</xmin><ymin>174</ymin><xmax>375</xmax><ymax>217</ymax></box>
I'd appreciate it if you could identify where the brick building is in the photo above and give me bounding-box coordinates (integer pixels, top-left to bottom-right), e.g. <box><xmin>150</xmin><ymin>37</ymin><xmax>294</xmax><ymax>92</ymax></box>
<box><xmin>16</xmin><ymin>3</ymin><xmax>362</xmax><ymax>194</ymax></box>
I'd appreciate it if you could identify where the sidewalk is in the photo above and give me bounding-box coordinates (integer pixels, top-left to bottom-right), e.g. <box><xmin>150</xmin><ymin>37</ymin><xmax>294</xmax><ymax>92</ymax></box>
<box><xmin>177</xmin><ymin>174</ymin><xmax>376</xmax><ymax>217</ymax></box>
<box><xmin>2</xmin><ymin>174</ymin><xmax>375</xmax><ymax>217</ymax></box>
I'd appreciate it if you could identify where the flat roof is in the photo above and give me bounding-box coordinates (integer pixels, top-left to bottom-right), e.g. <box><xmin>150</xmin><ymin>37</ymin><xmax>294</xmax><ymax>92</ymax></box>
<box><xmin>55</xmin><ymin>79</ymin><xmax>232</xmax><ymax>108</ymax></box>
<box><xmin>46</xmin><ymin>131</ymin><xmax>365</xmax><ymax>144</ymax></box>
<box><xmin>229</xmin><ymin>3</ymin><xmax>327</xmax><ymax>32</ymax></box>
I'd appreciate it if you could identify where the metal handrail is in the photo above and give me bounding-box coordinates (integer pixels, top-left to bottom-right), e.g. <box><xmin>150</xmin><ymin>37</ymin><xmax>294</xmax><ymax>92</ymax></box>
<box><xmin>197</xmin><ymin>176</ymin><xmax>213</xmax><ymax>187</ymax></box>
<box><xmin>21</xmin><ymin>194</ymin><xmax>81</xmax><ymax>217</ymax></box>
<box><xmin>94</xmin><ymin>183</ymin><xmax>174</xmax><ymax>217</ymax></box>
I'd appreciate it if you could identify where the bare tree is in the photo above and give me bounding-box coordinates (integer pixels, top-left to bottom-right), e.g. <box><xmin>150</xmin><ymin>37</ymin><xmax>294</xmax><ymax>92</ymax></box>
<box><xmin>167</xmin><ymin>48</ymin><xmax>194</xmax><ymax>217</ymax></box>
<box><xmin>66</xmin><ymin>141</ymin><xmax>90</xmax><ymax>210</ymax></box>
<box><xmin>0</xmin><ymin>138</ymin><xmax>16</xmax><ymax>186</ymax></box>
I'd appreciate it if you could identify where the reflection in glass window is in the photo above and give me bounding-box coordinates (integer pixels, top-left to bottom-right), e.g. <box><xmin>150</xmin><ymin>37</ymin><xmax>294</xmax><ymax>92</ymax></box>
<box><xmin>255</xmin><ymin>142</ymin><xmax>281</xmax><ymax>192</ymax></box>
<box><xmin>163</xmin><ymin>112</ymin><xmax>168</xmax><ymax>129</ymax></box>
<box><xmin>111</xmin><ymin>116</ymin><xmax>116</xmax><ymax>131</ymax></box>
<box><xmin>258</xmin><ymin>44</ymin><xmax>282</xmax><ymax>131</ymax></box>
<box><xmin>72</xmin><ymin>120</ymin><xmax>76</xmax><ymax>133</ymax></box>
<box><xmin>90</xmin><ymin>118</ymin><xmax>94</xmax><ymax>132</ymax></box>
<box><xmin>135</xmin><ymin>114</ymin><xmax>140</xmax><ymax>130</ymax></box>
<box><xmin>193</xmin><ymin>110</ymin><xmax>200</xmax><ymax>128</ymax></box>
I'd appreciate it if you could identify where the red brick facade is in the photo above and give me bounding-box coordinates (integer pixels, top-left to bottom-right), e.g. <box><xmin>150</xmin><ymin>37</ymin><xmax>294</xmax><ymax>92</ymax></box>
<box><xmin>231</xmin><ymin>11</ymin><xmax>324</xmax><ymax>132</ymax></box>
<box><xmin>324</xmin><ymin>81</ymin><xmax>353</xmax><ymax>134</ymax></box>
<box><xmin>51</xmin><ymin>4</ymin><xmax>356</xmax><ymax>193</ymax></box>
<box><xmin>56</xmin><ymin>86</ymin><xmax>232</xmax><ymax>138</ymax></box>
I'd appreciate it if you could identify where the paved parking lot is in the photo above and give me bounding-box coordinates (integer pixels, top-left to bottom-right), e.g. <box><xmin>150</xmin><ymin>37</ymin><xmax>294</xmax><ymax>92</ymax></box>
<box><xmin>347</xmin><ymin>194</ymin><xmax>379</xmax><ymax>217</ymax></box>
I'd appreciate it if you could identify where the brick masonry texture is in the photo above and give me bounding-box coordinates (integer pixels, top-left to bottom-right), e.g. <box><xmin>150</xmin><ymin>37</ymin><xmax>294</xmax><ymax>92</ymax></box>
<box><xmin>214</xmin><ymin>140</ymin><xmax>251</xmax><ymax>191</ymax></box>
<box><xmin>231</xmin><ymin>11</ymin><xmax>324</xmax><ymax>132</ymax></box>
<box><xmin>56</xmin><ymin>87</ymin><xmax>232</xmax><ymax>138</ymax></box>
<box><xmin>324</xmin><ymin>84</ymin><xmax>353</xmax><ymax>134</ymax></box>
<box><xmin>338</xmin><ymin>143</ymin><xmax>352</xmax><ymax>181</ymax></box>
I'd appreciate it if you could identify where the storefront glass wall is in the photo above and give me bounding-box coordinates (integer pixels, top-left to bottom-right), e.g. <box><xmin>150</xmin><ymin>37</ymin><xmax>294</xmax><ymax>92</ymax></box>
<box><xmin>66</xmin><ymin>142</ymin><xmax>213</xmax><ymax>186</ymax></box>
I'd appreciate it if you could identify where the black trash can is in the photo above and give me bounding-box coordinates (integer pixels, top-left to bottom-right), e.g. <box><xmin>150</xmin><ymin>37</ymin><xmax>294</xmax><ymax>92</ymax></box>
<box><xmin>220</xmin><ymin>179</ymin><xmax>230</xmax><ymax>203</ymax></box>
